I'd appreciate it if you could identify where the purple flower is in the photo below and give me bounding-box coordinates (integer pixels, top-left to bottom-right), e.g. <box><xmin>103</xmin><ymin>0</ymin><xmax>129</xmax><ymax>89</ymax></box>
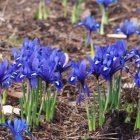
<box><xmin>37</xmin><ymin>56</ymin><xmax>63</xmax><ymax>90</ymax></box>
<box><xmin>135</xmin><ymin>69</ymin><xmax>140</xmax><ymax>88</ymax></box>
<box><xmin>137</xmin><ymin>9</ymin><xmax>140</xmax><ymax>14</ymax></box>
<box><xmin>1</xmin><ymin>118</ymin><xmax>31</xmax><ymax>140</ymax></box>
<box><xmin>11</xmin><ymin>57</ymin><xmax>38</xmax><ymax>89</ymax></box>
<box><xmin>101</xmin><ymin>54</ymin><xmax>124</xmax><ymax>80</ymax></box>
<box><xmin>68</xmin><ymin>60</ymin><xmax>90</xmax><ymax>104</ymax></box>
<box><xmin>88</xmin><ymin>45</ymin><xmax>108</xmax><ymax>79</ymax></box>
<box><xmin>126</xmin><ymin>47</ymin><xmax>140</xmax><ymax>65</ymax></box>
<box><xmin>78</xmin><ymin>16</ymin><xmax>100</xmax><ymax>44</ymax></box>
<box><xmin>11</xmin><ymin>38</ymin><xmax>69</xmax><ymax>91</ymax></box>
<box><xmin>11</xmin><ymin>38</ymin><xmax>40</xmax><ymax>88</ymax></box>
<box><xmin>12</xmin><ymin>38</ymin><xmax>38</xmax><ymax>62</ymax></box>
<box><xmin>89</xmin><ymin>40</ymin><xmax>129</xmax><ymax>80</ymax></box>
<box><xmin>0</xmin><ymin>59</ymin><xmax>12</xmax><ymax>90</ymax></box>
<box><xmin>115</xmin><ymin>20</ymin><xmax>140</xmax><ymax>38</ymax></box>
<box><xmin>101</xmin><ymin>40</ymin><xmax>127</xmax><ymax>80</ymax></box>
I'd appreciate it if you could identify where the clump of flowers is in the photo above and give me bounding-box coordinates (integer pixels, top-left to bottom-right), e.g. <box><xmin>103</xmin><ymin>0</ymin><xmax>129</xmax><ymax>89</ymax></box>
<box><xmin>87</xmin><ymin>39</ymin><xmax>138</xmax><ymax>128</ymax></box>
<box><xmin>96</xmin><ymin>0</ymin><xmax>117</xmax><ymax>35</ymax></box>
<box><xmin>10</xmin><ymin>38</ymin><xmax>70</xmax><ymax>128</ymax></box>
<box><xmin>67</xmin><ymin>39</ymin><xmax>139</xmax><ymax>130</ymax></box>
<box><xmin>115</xmin><ymin>20</ymin><xmax>140</xmax><ymax>38</ymax></box>
<box><xmin>101</xmin><ymin>40</ymin><xmax>128</xmax><ymax>111</ymax></box>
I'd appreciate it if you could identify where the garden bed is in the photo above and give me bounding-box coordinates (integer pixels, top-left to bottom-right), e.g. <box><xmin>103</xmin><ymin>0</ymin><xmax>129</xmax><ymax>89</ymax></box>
<box><xmin>0</xmin><ymin>0</ymin><xmax>140</xmax><ymax>139</ymax></box>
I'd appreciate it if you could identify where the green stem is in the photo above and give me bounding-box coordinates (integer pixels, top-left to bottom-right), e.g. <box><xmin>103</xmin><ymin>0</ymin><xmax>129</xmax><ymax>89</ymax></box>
<box><xmin>71</xmin><ymin>0</ymin><xmax>82</xmax><ymax>23</ymax></box>
<box><xmin>84</xmin><ymin>85</ymin><xmax>96</xmax><ymax>131</ymax></box>
<box><xmin>50</xmin><ymin>90</ymin><xmax>57</xmax><ymax>120</ymax></box>
<box><xmin>100</xmin><ymin>4</ymin><xmax>109</xmax><ymax>35</ymax></box>
<box><xmin>90</xmin><ymin>40</ymin><xmax>95</xmax><ymax>58</ymax></box>
<box><xmin>116</xmin><ymin>70</ymin><xmax>122</xmax><ymax>109</ymax></box>
<box><xmin>134</xmin><ymin>91</ymin><xmax>140</xmax><ymax>130</ymax></box>
<box><xmin>0</xmin><ymin>94</ymin><xmax>5</xmax><ymax>123</ymax></box>
<box><xmin>45</xmin><ymin>85</ymin><xmax>52</xmax><ymax>122</ymax></box>
<box><xmin>85</xmin><ymin>98</ymin><xmax>93</xmax><ymax>131</ymax></box>
<box><xmin>97</xmin><ymin>80</ymin><xmax>105</xmax><ymax>127</ymax></box>
<box><xmin>38</xmin><ymin>78</ymin><xmax>43</xmax><ymax>101</ymax></box>
<box><xmin>20</xmin><ymin>82</ymin><xmax>26</xmax><ymax>119</ymax></box>
<box><xmin>63</xmin><ymin>0</ymin><xmax>68</xmax><ymax>18</ymax></box>
<box><xmin>45</xmin><ymin>87</ymin><xmax>57</xmax><ymax>122</ymax></box>
<box><xmin>2</xmin><ymin>91</ymin><xmax>7</xmax><ymax>105</ymax></box>
<box><xmin>36</xmin><ymin>95</ymin><xmax>45</xmax><ymax>126</ymax></box>
<box><xmin>104</xmin><ymin>77</ymin><xmax>112</xmax><ymax>112</ymax></box>
<box><xmin>35</xmin><ymin>0</ymin><xmax>48</xmax><ymax>20</ymax></box>
<box><xmin>110</xmin><ymin>72</ymin><xmax>122</xmax><ymax>110</ymax></box>
<box><xmin>71</xmin><ymin>5</ymin><xmax>76</xmax><ymax>24</ymax></box>
<box><xmin>27</xmin><ymin>89</ymin><xmax>32</xmax><ymax>124</ymax></box>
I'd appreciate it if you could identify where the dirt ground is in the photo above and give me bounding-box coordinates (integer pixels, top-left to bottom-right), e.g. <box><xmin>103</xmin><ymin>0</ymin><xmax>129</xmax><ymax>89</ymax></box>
<box><xmin>0</xmin><ymin>0</ymin><xmax>140</xmax><ymax>139</ymax></box>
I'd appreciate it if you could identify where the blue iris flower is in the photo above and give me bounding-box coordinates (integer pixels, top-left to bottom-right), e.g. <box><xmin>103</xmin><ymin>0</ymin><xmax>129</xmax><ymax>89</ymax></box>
<box><xmin>20</xmin><ymin>61</ymin><xmax>38</xmax><ymax>89</ymax></box>
<box><xmin>0</xmin><ymin>59</ymin><xmax>12</xmax><ymax>89</ymax></box>
<box><xmin>12</xmin><ymin>38</ymin><xmax>38</xmax><ymax>62</ymax></box>
<box><xmin>107</xmin><ymin>40</ymin><xmax>127</xmax><ymax>57</ymax></box>
<box><xmin>135</xmin><ymin>69</ymin><xmax>140</xmax><ymax>88</ymax></box>
<box><xmin>137</xmin><ymin>9</ymin><xmax>140</xmax><ymax>14</ymax></box>
<box><xmin>88</xmin><ymin>45</ymin><xmax>108</xmax><ymax>79</ymax></box>
<box><xmin>115</xmin><ymin>20</ymin><xmax>140</xmax><ymax>38</ymax></box>
<box><xmin>78</xmin><ymin>15</ymin><xmax>100</xmax><ymax>44</ymax></box>
<box><xmin>126</xmin><ymin>47</ymin><xmax>140</xmax><ymax>67</ymax></box>
<box><xmin>89</xmin><ymin>40</ymin><xmax>136</xmax><ymax>80</ymax></box>
<box><xmin>123</xmin><ymin>47</ymin><xmax>140</xmax><ymax>74</ymax></box>
<box><xmin>68</xmin><ymin>60</ymin><xmax>90</xmax><ymax>104</ymax></box>
<box><xmin>1</xmin><ymin>118</ymin><xmax>31</xmax><ymax>140</ymax></box>
<box><xmin>11</xmin><ymin>58</ymin><xmax>38</xmax><ymax>89</ymax></box>
<box><xmin>11</xmin><ymin>38</ymin><xmax>40</xmax><ymax>89</ymax></box>
<box><xmin>38</xmin><ymin>58</ymin><xmax>63</xmax><ymax>90</ymax></box>
<box><xmin>32</xmin><ymin>47</ymin><xmax>70</xmax><ymax>91</ymax></box>
<box><xmin>132</xmin><ymin>49</ymin><xmax>140</xmax><ymax>88</ymax></box>
<box><xmin>89</xmin><ymin>40</ymin><xmax>128</xmax><ymax>80</ymax></box>
<box><xmin>32</xmin><ymin>49</ymin><xmax>63</xmax><ymax>91</ymax></box>
<box><xmin>46</xmin><ymin>49</ymin><xmax>71</xmax><ymax>77</ymax></box>
<box><xmin>101</xmin><ymin>54</ymin><xmax>124</xmax><ymax>80</ymax></box>
<box><xmin>101</xmin><ymin>40</ymin><xmax>127</xmax><ymax>80</ymax></box>
<box><xmin>11</xmin><ymin>38</ymin><xmax>69</xmax><ymax>91</ymax></box>
<box><xmin>96</xmin><ymin>0</ymin><xmax>117</xmax><ymax>7</ymax></box>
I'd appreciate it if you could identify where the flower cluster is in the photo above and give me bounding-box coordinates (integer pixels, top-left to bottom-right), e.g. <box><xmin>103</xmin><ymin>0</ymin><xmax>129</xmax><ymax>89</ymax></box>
<box><xmin>68</xmin><ymin>40</ymin><xmax>138</xmax><ymax>104</ymax></box>
<box><xmin>1</xmin><ymin>36</ymin><xmax>140</xmax><ymax>133</ymax></box>
<box><xmin>88</xmin><ymin>40</ymin><xmax>130</xmax><ymax>80</ymax></box>
<box><xmin>10</xmin><ymin>38</ymin><xmax>70</xmax><ymax>91</ymax></box>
